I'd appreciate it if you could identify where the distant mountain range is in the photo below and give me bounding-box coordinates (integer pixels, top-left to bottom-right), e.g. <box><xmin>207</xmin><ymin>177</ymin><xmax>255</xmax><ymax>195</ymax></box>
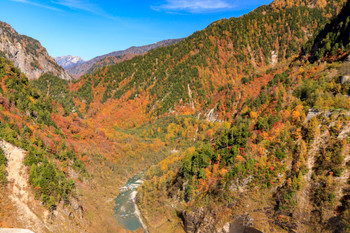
<box><xmin>55</xmin><ymin>55</ymin><xmax>84</xmax><ymax>69</ymax></box>
<box><xmin>0</xmin><ymin>21</ymin><xmax>71</xmax><ymax>80</ymax></box>
<box><xmin>61</xmin><ymin>38</ymin><xmax>183</xmax><ymax>78</ymax></box>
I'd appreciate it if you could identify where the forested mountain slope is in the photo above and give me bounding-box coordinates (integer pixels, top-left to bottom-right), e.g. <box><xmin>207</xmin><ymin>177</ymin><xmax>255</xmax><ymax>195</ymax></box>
<box><xmin>136</xmin><ymin>1</ymin><xmax>350</xmax><ymax>232</ymax></box>
<box><xmin>65</xmin><ymin>38</ymin><xmax>183</xmax><ymax>78</ymax></box>
<box><xmin>304</xmin><ymin>0</ymin><xmax>350</xmax><ymax>61</ymax></box>
<box><xmin>0</xmin><ymin>58</ymin><xmax>85</xmax><ymax>231</ymax></box>
<box><xmin>69</xmin><ymin>0</ymin><xmax>346</xmax><ymax>132</ymax></box>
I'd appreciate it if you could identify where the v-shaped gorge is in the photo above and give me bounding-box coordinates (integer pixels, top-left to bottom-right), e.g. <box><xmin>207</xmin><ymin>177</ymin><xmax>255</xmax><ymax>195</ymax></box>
<box><xmin>0</xmin><ymin>0</ymin><xmax>349</xmax><ymax>232</ymax></box>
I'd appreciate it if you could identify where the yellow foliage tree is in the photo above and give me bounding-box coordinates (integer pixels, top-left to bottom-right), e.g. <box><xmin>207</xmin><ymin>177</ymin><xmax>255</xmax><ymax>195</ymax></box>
<box><xmin>249</xmin><ymin>111</ymin><xmax>258</xmax><ymax>120</ymax></box>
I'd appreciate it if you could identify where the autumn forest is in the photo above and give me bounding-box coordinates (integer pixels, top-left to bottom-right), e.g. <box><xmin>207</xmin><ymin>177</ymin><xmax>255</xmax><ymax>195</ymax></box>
<box><xmin>0</xmin><ymin>0</ymin><xmax>349</xmax><ymax>232</ymax></box>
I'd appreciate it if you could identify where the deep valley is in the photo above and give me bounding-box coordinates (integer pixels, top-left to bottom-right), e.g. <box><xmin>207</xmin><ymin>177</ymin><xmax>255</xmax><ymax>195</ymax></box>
<box><xmin>0</xmin><ymin>0</ymin><xmax>349</xmax><ymax>232</ymax></box>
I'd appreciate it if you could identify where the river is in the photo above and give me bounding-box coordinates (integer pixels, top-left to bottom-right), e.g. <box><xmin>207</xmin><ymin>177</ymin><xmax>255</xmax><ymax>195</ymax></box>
<box><xmin>114</xmin><ymin>174</ymin><xmax>146</xmax><ymax>232</ymax></box>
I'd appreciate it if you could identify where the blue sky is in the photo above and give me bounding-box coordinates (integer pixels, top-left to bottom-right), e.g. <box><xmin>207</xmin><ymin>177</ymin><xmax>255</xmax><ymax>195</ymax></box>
<box><xmin>1</xmin><ymin>0</ymin><xmax>273</xmax><ymax>60</ymax></box>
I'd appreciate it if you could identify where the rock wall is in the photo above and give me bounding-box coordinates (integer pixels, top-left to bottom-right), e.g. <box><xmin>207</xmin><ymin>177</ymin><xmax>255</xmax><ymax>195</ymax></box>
<box><xmin>0</xmin><ymin>21</ymin><xmax>71</xmax><ymax>80</ymax></box>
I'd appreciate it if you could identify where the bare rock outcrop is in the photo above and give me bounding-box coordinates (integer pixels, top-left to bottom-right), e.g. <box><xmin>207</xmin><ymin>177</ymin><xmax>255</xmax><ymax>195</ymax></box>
<box><xmin>0</xmin><ymin>229</ymin><xmax>35</xmax><ymax>233</ymax></box>
<box><xmin>0</xmin><ymin>21</ymin><xmax>71</xmax><ymax>80</ymax></box>
<box><xmin>0</xmin><ymin>140</ymin><xmax>48</xmax><ymax>232</ymax></box>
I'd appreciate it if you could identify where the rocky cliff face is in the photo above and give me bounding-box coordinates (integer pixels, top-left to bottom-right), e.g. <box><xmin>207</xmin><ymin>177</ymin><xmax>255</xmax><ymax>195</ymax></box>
<box><xmin>0</xmin><ymin>21</ymin><xmax>71</xmax><ymax>80</ymax></box>
<box><xmin>55</xmin><ymin>55</ymin><xmax>84</xmax><ymax>69</ymax></box>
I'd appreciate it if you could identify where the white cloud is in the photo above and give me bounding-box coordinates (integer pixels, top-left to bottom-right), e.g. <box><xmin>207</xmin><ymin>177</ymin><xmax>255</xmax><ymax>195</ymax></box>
<box><xmin>50</xmin><ymin>0</ymin><xmax>118</xmax><ymax>20</ymax></box>
<box><xmin>51</xmin><ymin>0</ymin><xmax>97</xmax><ymax>13</ymax></box>
<box><xmin>9</xmin><ymin>0</ymin><xmax>62</xmax><ymax>11</ymax></box>
<box><xmin>152</xmin><ymin>0</ymin><xmax>234</xmax><ymax>13</ymax></box>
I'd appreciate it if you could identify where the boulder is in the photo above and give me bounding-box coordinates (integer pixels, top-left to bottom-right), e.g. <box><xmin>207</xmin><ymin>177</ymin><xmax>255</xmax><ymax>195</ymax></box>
<box><xmin>339</xmin><ymin>75</ymin><xmax>350</xmax><ymax>84</ymax></box>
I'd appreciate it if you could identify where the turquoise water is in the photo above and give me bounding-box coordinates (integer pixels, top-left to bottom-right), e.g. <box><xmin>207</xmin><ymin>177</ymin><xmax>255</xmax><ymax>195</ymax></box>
<box><xmin>114</xmin><ymin>174</ymin><xmax>145</xmax><ymax>232</ymax></box>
